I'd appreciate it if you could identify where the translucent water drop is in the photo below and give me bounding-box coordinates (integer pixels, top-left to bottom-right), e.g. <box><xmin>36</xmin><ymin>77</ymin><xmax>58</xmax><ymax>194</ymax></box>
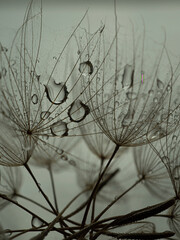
<box><xmin>122</xmin><ymin>108</ymin><xmax>134</xmax><ymax>127</ymax></box>
<box><xmin>148</xmin><ymin>89</ymin><xmax>154</xmax><ymax>96</ymax></box>
<box><xmin>126</xmin><ymin>92</ymin><xmax>137</xmax><ymax>100</ymax></box>
<box><xmin>161</xmin><ymin>156</ymin><xmax>169</xmax><ymax>164</ymax></box>
<box><xmin>0</xmin><ymin>67</ymin><xmax>7</xmax><ymax>79</ymax></box>
<box><xmin>44</xmin><ymin>79</ymin><xmax>68</xmax><ymax>105</ymax></box>
<box><xmin>166</xmin><ymin>84</ymin><xmax>171</xmax><ymax>92</ymax></box>
<box><xmin>121</xmin><ymin>64</ymin><xmax>134</xmax><ymax>89</ymax></box>
<box><xmin>153</xmin><ymin>97</ymin><xmax>158</xmax><ymax>103</ymax></box>
<box><xmin>69</xmin><ymin>159</ymin><xmax>76</xmax><ymax>166</ymax></box>
<box><xmin>173</xmin><ymin>165</ymin><xmax>180</xmax><ymax>181</ymax></box>
<box><xmin>31</xmin><ymin>216</ymin><xmax>44</xmax><ymax>228</ymax></box>
<box><xmin>40</xmin><ymin>111</ymin><xmax>50</xmax><ymax>120</ymax></box>
<box><xmin>79</xmin><ymin>60</ymin><xmax>93</xmax><ymax>76</ymax></box>
<box><xmin>68</xmin><ymin>100</ymin><xmax>90</xmax><ymax>122</ymax></box>
<box><xmin>61</xmin><ymin>154</ymin><xmax>68</xmax><ymax>161</ymax></box>
<box><xmin>1</xmin><ymin>46</ymin><xmax>8</xmax><ymax>52</ymax></box>
<box><xmin>157</xmin><ymin>79</ymin><xmax>164</xmax><ymax>89</ymax></box>
<box><xmin>50</xmin><ymin>120</ymin><xmax>68</xmax><ymax>137</ymax></box>
<box><xmin>31</xmin><ymin>94</ymin><xmax>38</xmax><ymax>104</ymax></box>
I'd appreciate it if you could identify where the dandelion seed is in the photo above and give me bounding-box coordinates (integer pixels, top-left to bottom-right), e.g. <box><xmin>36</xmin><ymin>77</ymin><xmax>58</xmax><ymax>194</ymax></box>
<box><xmin>0</xmin><ymin>166</ymin><xmax>22</xmax><ymax>209</ymax></box>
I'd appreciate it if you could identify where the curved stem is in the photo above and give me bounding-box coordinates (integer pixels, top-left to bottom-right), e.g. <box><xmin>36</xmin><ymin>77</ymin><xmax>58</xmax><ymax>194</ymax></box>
<box><xmin>24</xmin><ymin>163</ymin><xmax>57</xmax><ymax>215</ymax></box>
<box><xmin>15</xmin><ymin>193</ymin><xmax>53</xmax><ymax>214</ymax></box>
<box><xmin>48</xmin><ymin>165</ymin><xmax>59</xmax><ymax>212</ymax></box>
<box><xmin>94</xmin><ymin>178</ymin><xmax>143</xmax><ymax>222</ymax></box>
<box><xmin>81</xmin><ymin>144</ymin><xmax>119</xmax><ymax>226</ymax></box>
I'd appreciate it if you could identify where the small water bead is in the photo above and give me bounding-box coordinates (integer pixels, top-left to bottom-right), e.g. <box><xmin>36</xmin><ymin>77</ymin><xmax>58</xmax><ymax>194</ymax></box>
<box><xmin>0</xmin><ymin>67</ymin><xmax>7</xmax><ymax>79</ymax></box>
<box><xmin>121</xmin><ymin>64</ymin><xmax>134</xmax><ymax>89</ymax></box>
<box><xmin>68</xmin><ymin>100</ymin><xmax>90</xmax><ymax>123</ymax></box>
<box><xmin>153</xmin><ymin>97</ymin><xmax>158</xmax><ymax>103</ymax></box>
<box><xmin>50</xmin><ymin>120</ymin><xmax>68</xmax><ymax>137</ymax></box>
<box><xmin>61</xmin><ymin>154</ymin><xmax>68</xmax><ymax>161</ymax></box>
<box><xmin>122</xmin><ymin>109</ymin><xmax>135</xmax><ymax>127</ymax></box>
<box><xmin>157</xmin><ymin>79</ymin><xmax>164</xmax><ymax>89</ymax></box>
<box><xmin>31</xmin><ymin>94</ymin><xmax>38</xmax><ymax>104</ymax></box>
<box><xmin>1</xmin><ymin>46</ymin><xmax>8</xmax><ymax>52</ymax></box>
<box><xmin>69</xmin><ymin>159</ymin><xmax>76</xmax><ymax>166</ymax></box>
<box><xmin>44</xmin><ymin>79</ymin><xmax>68</xmax><ymax>105</ymax></box>
<box><xmin>31</xmin><ymin>216</ymin><xmax>44</xmax><ymax>228</ymax></box>
<box><xmin>126</xmin><ymin>92</ymin><xmax>137</xmax><ymax>100</ymax></box>
<box><xmin>148</xmin><ymin>90</ymin><xmax>154</xmax><ymax>96</ymax></box>
<box><xmin>173</xmin><ymin>165</ymin><xmax>180</xmax><ymax>181</ymax></box>
<box><xmin>166</xmin><ymin>84</ymin><xmax>172</xmax><ymax>92</ymax></box>
<box><xmin>79</xmin><ymin>60</ymin><xmax>93</xmax><ymax>76</ymax></box>
<box><xmin>40</xmin><ymin>111</ymin><xmax>51</xmax><ymax>120</ymax></box>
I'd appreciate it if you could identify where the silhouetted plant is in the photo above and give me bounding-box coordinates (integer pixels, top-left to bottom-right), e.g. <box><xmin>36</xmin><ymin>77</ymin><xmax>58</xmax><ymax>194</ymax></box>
<box><xmin>0</xmin><ymin>0</ymin><xmax>180</xmax><ymax>239</ymax></box>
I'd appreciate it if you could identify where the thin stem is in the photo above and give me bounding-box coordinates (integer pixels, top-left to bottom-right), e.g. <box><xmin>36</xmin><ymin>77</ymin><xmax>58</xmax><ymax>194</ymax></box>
<box><xmin>48</xmin><ymin>165</ymin><xmax>59</xmax><ymax>212</ymax></box>
<box><xmin>24</xmin><ymin>163</ymin><xmax>57</xmax><ymax>215</ymax></box>
<box><xmin>15</xmin><ymin>193</ymin><xmax>53</xmax><ymax>214</ymax></box>
<box><xmin>0</xmin><ymin>194</ymin><xmax>48</xmax><ymax>226</ymax></box>
<box><xmin>94</xmin><ymin>178</ymin><xmax>143</xmax><ymax>222</ymax></box>
<box><xmin>81</xmin><ymin>144</ymin><xmax>120</xmax><ymax>226</ymax></box>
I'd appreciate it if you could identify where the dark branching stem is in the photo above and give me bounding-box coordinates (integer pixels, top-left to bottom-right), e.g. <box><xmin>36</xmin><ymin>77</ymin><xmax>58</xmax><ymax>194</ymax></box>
<box><xmin>101</xmin><ymin>230</ymin><xmax>175</xmax><ymax>239</ymax></box>
<box><xmin>61</xmin><ymin>197</ymin><xmax>176</xmax><ymax>240</ymax></box>
<box><xmin>48</xmin><ymin>165</ymin><xmax>59</xmax><ymax>213</ymax></box>
<box><xmin>15</xmin><ymin>193</ymin><xmax>53</xmax><ymax>214</ymax></box>
<box><xmin>92</xmin><ymin>197</ymin><xmax>176</xmax><ymax>240</ymax></box>
<box><xmin>81</xmin><ymin>144</ymin><xmax>120</xmax><ymax>227</ymax></box>
<box><xmin>24</xmin><ymin>163</ymin><xmax>58</xmax><ymax>215</ymax></box>
<box><xmin>94</xmin><ymin>177</ymin><xmax>143</xmax><ymax>222</ymax></box>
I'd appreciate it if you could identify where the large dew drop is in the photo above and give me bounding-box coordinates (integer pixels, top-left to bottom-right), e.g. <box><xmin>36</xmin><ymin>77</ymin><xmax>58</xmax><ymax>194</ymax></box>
<box><xmin>79</xmin><ymin>60</ymin><xmax>93</xmax><ymax>76</ymax></box>
<box><xmin>121</xmin><ymin>64</ymin><xmax>134</xmax><ymax>89</ymax></box>
<box><xmin>44</xmin><ymin>79</ymin><xmax>68</xmax><ymax>105</ymax></box>
<box><xmin>68</xmin><ymin>100</ymin><xmax>90</xmax><ymax>122</ymax></box>
<box><xmin>50</xmin><ymin>120</ymin><xmax>68</xmax><ymax>137</ymax></box>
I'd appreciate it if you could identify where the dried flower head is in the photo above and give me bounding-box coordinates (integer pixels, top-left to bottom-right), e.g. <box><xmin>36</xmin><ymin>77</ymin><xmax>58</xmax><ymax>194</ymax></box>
<box><xmin>168</xmin><ymin>200</ymin><xmax>180</xmax><ymax>238</ymax></box>
<box><xmin>133</xmin><ymin>144</ymin><xmax>173</xmax><ymax>199</ymax></box>
<box><xmin>77</xmin><ymin>23</ymin><xmax>180</xmax><ymax>147</ymax></box>
<box><xmin>149</xmin><ymin>127</ymin><xmax>180</xmax><ymax>197</ymax></box>
<box><xmin>0</xmin><ymin>0</ymin><xmax>93</xmax><ymax>156</ymax></box>
<box><xmin>0</xmin><ymin>166</ymin><xmax>22</xmax><ymax>209</ymax></box>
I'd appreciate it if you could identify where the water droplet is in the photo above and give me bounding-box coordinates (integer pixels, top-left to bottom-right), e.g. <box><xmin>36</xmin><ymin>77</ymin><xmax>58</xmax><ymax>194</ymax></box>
<box><xmin>40</xmin><ymin>111</ymin><xmax>51</xmax><ymax>120</ymax></box>
<box><xmin>69</xmin><ymin>159</ymin><xmax>76</xmax><ymax>166</ymax></box>
<box><xmin>166</xmin><ymin>84</ymin><xmax>171</xmax><ymax>92</ymax></box>
<box><xmin>50</xmin><ymin>120</ymin><xmax>68</xmax><ymax>137</ymax></box>
<box><xmin>173</xmin><ymin>165</ymin><xmax>180</xmax><ymax>181</ymax></box>
<box><xmin>44</xmin><ymin>79</ymin><xmax>68</xmax><ymax>105</ymax></box>
<box><xmin>126</xmin><ymin>92</ymin><xmax>137</xmax><ymax>100</ymax></box>
<box><xmin>153</xmin><ymin>97</ymin><xmax>158</xmax><ymax>103</ymax></box>
<box><xmin>1</xmin><ymin>46</ymin><xmax>8</xmax><ymax>52</ymax></box>
<box><xmin>31</xmin><ymin>94</ymin><xmax>38</xmax><ymax>104</ymax></box>
<box><xmin>31</xmin><ymin>216</ymin><xmax>44</xmax><ymax>228</ymax></box>
<box><xmin>148</xmin><ymin>90</ymin><xmax>154</xmax><ymax>96</ymax></box>
<box><xmin>121</xmin><ymin>64</ymin><xmax>134</xmax><ymax>89</ymax></box>
<box><xmin>61</xmin><ymin>154</ymin><xmax>68</xmax><ymax>161</ymax></box>
<box><xmin>79</xmin><ymin>60</ymin><xmax>93</xmax><ymax>76</ymax></box>
<box><xmin>157</xmin><ymin>79</ymin><xmax>164</xmax><ymax>89</ymax></box>
<box><xmin>122</xmin><ymin>108</ymin><xmax>135</xmax><ymax>127</ymax></box>
<box><xmin>68</xmin><ymin>100</ymin><xmax>90</xmax><ymax>122</ymax></box>
<box><xmin>161</xmin><ymin>156</ymin><xmax>169</xmax><ymax>164</ymax></box>
<box><xmin>0</xmin><ymin>67</ymin><xmax>7</xmax><ymax>79</ymax></box>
